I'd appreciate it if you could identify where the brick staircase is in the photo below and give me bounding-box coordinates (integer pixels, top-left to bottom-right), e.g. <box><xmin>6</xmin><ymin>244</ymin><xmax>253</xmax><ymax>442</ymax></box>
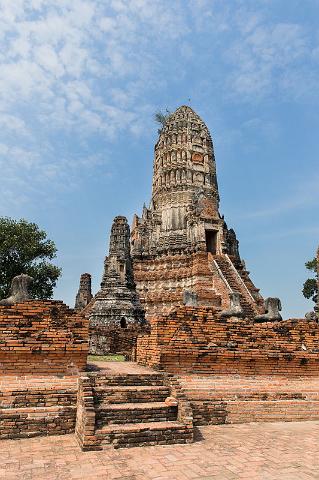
<box><xmin>76</xmin><ymin>372</ymin><xmax>193</xmax><ymax>450</ymax></box>
<box><xmin>214</xmin><ymin>255</ymin><xmax>258</xmax><ymax>318</ymax></box>
<box><xmin>0</xmin><ymin>377</ymin><xmax>77</xmax><ymax>440</ymax></box>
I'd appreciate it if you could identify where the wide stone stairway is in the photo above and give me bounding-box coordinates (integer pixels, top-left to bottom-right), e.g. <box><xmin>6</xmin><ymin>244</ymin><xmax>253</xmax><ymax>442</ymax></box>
<box><xmin>76</xmin><ymin>370</ymin><xmax>193</xmax><ymax>450</ymax></box>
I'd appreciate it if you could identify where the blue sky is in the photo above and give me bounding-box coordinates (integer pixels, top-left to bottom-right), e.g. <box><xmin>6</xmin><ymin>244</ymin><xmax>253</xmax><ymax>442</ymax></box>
<box><xmin>0</xmin><ymin>0</ymin><xmax>318</xmax><ymax>318</ymax></box>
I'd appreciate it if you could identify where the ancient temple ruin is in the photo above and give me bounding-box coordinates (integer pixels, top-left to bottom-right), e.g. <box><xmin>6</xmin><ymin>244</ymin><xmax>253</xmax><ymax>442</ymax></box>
<box><xmin>75</xmin><ymin>273</ymin><xmax>92</xmax><ymax>311</ymax></box>
<box><xmin>131</xmin><ymin>105</ymin><xmax>264</xmax><ymax>318</ymax></box>
<box><xmin>2</xmin><ymin>105</ymin><xmax>319</xmax><ymax>453</ymax></box>
<box><xmin>88</xmin><ymin>216</ymin><xmax>146</xmax><ymax>355</ymax></box>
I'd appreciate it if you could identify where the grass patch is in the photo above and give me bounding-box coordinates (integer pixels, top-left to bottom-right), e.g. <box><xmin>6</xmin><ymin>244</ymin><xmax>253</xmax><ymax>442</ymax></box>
<box><xmin>88</xmin><ymin>354</ymin><xmax>126</xmax><ymax>362</ymax></box>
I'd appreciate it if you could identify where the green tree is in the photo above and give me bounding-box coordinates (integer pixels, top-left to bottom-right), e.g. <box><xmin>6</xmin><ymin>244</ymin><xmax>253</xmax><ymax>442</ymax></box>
<box><xmin>302</xmin><ymin>257</ymin><xmax>318</xmax><ymax>303</ymax></box>
<box><xmin>154</xmin><ymin>109</ymin><xmax>171</xmax><ymax>134</ymax></box>
<box><xmin>0</xmin><ymin>217</ymin><xmax>61</xmax><ymax>300</ymax></box>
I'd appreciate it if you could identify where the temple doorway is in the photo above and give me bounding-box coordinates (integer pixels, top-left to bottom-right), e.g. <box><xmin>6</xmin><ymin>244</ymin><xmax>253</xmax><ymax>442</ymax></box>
<box><xmin>205</xmin><ymin>230</ymin><xmax>217</xmax><ymax>254</ymax></box>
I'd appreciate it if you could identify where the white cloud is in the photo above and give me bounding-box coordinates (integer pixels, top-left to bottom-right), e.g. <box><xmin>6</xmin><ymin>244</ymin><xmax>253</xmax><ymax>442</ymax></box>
<box><xmin>0</xmin><ymin>0</ymin><xmax>191</xmax><ymax>208</ymax></box>
<box><xmin>225</xmin><ymin>21</ymin><xmax>308</xmax><ymax>97</ymax></box>
<box><xmin>0</xmin><ymin>0</ymin><xmax>318</xmax><ymax>211</ymax></box>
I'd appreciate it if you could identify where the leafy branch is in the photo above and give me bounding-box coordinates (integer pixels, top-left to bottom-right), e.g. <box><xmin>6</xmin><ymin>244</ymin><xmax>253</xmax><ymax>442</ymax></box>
<box><xmin>154</xmin><ymin>109</ymin><xmax>171</xmax><ymax>134</ymax></box>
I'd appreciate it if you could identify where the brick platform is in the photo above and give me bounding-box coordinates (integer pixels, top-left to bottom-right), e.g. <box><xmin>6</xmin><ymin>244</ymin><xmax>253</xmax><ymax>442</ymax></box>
<box><xmin>0</xmin><ymin>376</ymin><xmax>78</xmax><ymax>440</ymax></box>
<box><xmin>178</xmin><ymin>374</ymin><xmax>319</xmax><ymax>425</ymax></box>
<box><xmin>0</xmin><ymin>300</ymin><xmax>89</xmax><ymax>375</ymax></box>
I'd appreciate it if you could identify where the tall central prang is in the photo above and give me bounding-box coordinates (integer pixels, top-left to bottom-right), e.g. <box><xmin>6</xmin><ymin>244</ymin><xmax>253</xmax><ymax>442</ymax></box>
<box><xmin>131</xmin><ymin>106</ymin><xmax>264</xmax><ymax>317</ymax></box>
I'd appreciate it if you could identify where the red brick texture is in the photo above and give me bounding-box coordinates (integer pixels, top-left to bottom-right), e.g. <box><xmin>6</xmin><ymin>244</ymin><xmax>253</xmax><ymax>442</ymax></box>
<box><xmin>133</xmin><ymin>252</ymin><xmax>224</xmax><ymax>318</ymax></box>
<box><xmin>178</xmin><ymin>375</ymin><xmax>319</xmax><ymax>426</ymax></box>
<box><xmin>136</xmin><ymin>306</ymin><xmax>319</xmax><ymax>375</ymax></box>
<box><xmin>75</xmin><ymin>372</ymin><xmax>193</xmax><ymax>450</ymax></box>
<box><xmin>0</xmin><ymin>300</ymin><xmax>89</xmax><ymax>375</ymax></box>
<box><xmin>75</xmin><ymin>375</ymin><xmax>98</xmax><ymax>451</ymax></box>
<box><xmin>0</xmin><ymin>376</ymin><xmax>78</xmax><ymax>440</ymax></box>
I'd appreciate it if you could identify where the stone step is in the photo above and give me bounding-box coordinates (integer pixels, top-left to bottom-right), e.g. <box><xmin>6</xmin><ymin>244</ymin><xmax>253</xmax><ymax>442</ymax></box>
<box><xmin>93</xmin><ymin>385</ymin><xmax>170</xmax><ymax>404</ymax></box>
<box><xmin>96</xmin><ymin>402</ymin><xmax>177</xmax><ymax>426</ymax></box>
<box><xmin>214</xmin><ymin>257</ymin><xmax>256</xmax><ymax>318</ymax></box>
<box><xmin>92</xmin><ymin>374</ymin><xmax>165</xmax><ymax>387</ymax></box>
<box><xmin>0</xmin><ymin>405</ymin><xmax>76</xmax><ymax>440</ymax></box>
<box><xmin>95</xmin><ymin>421</ymin><xmax>193</xmax><ymax>449</ymax></box>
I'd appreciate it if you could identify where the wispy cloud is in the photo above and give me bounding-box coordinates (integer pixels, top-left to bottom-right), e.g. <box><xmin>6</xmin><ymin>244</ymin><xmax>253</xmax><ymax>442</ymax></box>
<box><xmin>0</xmin><ymin>0</ymin><xmax>318</xmax><ymax>211</ymax></box>
<box><xmin>244</xmin><ymin>226</ymin><xmax>319</xmax><ymax>243</ymax></box>
<box><xmin>0</xmin><ymin>0</ymin><xmax>189</xmax><ymax>208</ymax></box>
<box><xmin>223</xmin><ymin>9</ymin><xmax>315</xmax><ymax>99</ymax></box>
<box><xmin>239</xmin><ymin>173</ymin><xmax>319</xmax><ymax>219</ymax></box>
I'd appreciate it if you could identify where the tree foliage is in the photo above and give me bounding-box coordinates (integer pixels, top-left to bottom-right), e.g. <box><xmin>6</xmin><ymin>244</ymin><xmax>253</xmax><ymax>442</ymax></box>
<box><xmin>154</xmin><ymin>109</ymin><xmax>171</xmax><ymax>134</ymax></box>
<box><xmin>0</xmin><ymin>217</ymin><xmax>61</xmax><ymax>300</ymax></box>
<box><xmin>302</xmin><ymin>256</ymin><xmax>318</xmax><ymax>303</ymax></box>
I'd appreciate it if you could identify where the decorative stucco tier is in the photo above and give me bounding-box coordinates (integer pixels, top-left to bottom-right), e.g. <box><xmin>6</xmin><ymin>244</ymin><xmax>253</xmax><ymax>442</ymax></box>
<box><xmin>131</xmin><ymin>106</ymin><xmax>264</xmax><ymax>318</ymax></box>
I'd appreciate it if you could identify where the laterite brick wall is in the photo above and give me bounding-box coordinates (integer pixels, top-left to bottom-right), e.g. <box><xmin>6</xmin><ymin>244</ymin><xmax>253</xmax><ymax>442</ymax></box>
<box><xmin>0</xmin><ymin>300</ymin><xmax>89</xmax><ymax>375</ymax></box>
<box><xmin>136</xmin><ymin>306</ymin><xmax>319</xmax><ymax>375</ymax></box>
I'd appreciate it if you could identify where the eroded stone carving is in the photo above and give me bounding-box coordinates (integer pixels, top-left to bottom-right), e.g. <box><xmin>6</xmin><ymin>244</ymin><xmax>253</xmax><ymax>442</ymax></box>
<box><xmin>305</xmin><ymin>311</ymin><xmax>318</xmax><ymax>321</ymax></box>
<box><xmin>226</xmin><ymin>228</ymin><xmax>240</xmax><ymax>259</ymax></box>
<box><xmin>255</xmin><ymin>297</ymin><xmax>282</xmax><ymax>322</ymax></box>
<box><xmin>183</xmin><ymin>290</ymin><xmax>198</xmax><ymax>307</ymax></box>
<box><xmin>220</xmin><ymin>292</ymin><xmax>244</xmax><ymax>318</ymax></box>
<box><xmin>0</xmin><ymin>274</ymin><xmax>33</xmax><ymax>306</ymax></box>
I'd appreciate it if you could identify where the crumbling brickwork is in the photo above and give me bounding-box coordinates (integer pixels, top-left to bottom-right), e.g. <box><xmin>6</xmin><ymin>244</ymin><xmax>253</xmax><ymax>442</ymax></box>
<box><xmin>178</xmin><ymin>375</ymin><xmax>319</xmax><ymax>426</ymax></box>
<box><xmin>89</xmin><ymin>324</ymin><xmax>149</xmax><ymax>358</ymax></box>
<box><xmin>75</xmin><ymin>273</ymin><xmax>93</xmax><ymax>311</ymax></box>
<box><xmin>86</xmin><ymin>216</ymin><xmax>146</xmax><ymax>355</ymax></box>
<box><xmin>136</xmin><ymin>306</ymin><xmax>319</xmax><ymax>375</ymax></box>
<box><xmin>0</xmin><ymin>300</ymin><xmax>88</xmax><ymax>375</ymax></box>
<box><xmin>0</xmin><ymin>376</ymin><xmax>78</xmax><ymax>440</ymax></box>
<box><xmin>131</xmin><ymin>106</ymin><xmax>263</xmax><ymax>319</ymax></box>
<box><xmin>75</xmin><ymin>372</ymin><xmax>193</xmax><ymax>450</ymax></box>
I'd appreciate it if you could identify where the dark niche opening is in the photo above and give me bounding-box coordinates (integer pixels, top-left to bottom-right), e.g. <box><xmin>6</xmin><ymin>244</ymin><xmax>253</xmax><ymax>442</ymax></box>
<box><xmin>205</xmin><ymin>230</ymin><xmax>217</xmax><ymax>254</ymax></box>
<box><xmin>120</xmin><ymin>317</ymin><xmax>127</xmax><ymax>329</ymax></box>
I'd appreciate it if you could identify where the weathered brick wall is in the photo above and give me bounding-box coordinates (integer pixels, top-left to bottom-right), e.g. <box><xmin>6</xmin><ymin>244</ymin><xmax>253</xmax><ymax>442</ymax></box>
<box><xmin>89</xmin><ymin>324</ymin><xmax>149</xmax><ymax>358</ymax></box>
<box><xmin>0</xmin><ymin>376</ymin><xmax>78</xmax><ymax>440</ymax></box>
<box><xmin>178</xmin><ymin>375</ymin><xmax>319</xmax><ymax>426</ymax></box>
<box><xmin>133</xmin><ymin>252</ymin><xmax>223</xmax><ymax>318</ymax></box>
<box><xmin>0</xmin><ymin>300</ymin><xmax>89</xmax><ymax>375</ymax></box>
<box><xmin>136</xmin><ymin>306</ymin><xmax>319</xmax><ymax>375</ymax></box>
<box><xmin>75</xmin><ymin>375</ymin><xmax>98</xmax><ymax>451</ymax></box>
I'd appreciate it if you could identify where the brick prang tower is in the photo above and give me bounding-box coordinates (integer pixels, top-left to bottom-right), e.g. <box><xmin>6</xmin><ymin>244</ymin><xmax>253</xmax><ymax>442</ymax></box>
<box><xmin>75</xmin><ymin>273</ymin><xmax>93</xmax><ymax>311</ymax></box>
<box><xmin>131</xmin><ymin>105</ymin><xmax>264</xmax><ymax>318</ymax></box>
<box><xmin>89</xmin><ymin>216</ymin><xmax>145</xmax><ymax>329</ymax></box>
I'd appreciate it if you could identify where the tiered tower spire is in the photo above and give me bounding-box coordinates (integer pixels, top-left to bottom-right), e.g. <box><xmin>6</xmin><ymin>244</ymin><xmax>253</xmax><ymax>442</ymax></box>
<box><xmin>89</xmin><ymin>216</ymin><xmax>145</xmax><ymax>329</ymax></box>
<box><xmin>132</xmin><ymin>106</ymin><xmax>222</xmax><ymax>256</ymax></box>
<box><xmin>131</xmin><ymin>106</ymin><xmax>263</xmax><ymax>318</ymax></box>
